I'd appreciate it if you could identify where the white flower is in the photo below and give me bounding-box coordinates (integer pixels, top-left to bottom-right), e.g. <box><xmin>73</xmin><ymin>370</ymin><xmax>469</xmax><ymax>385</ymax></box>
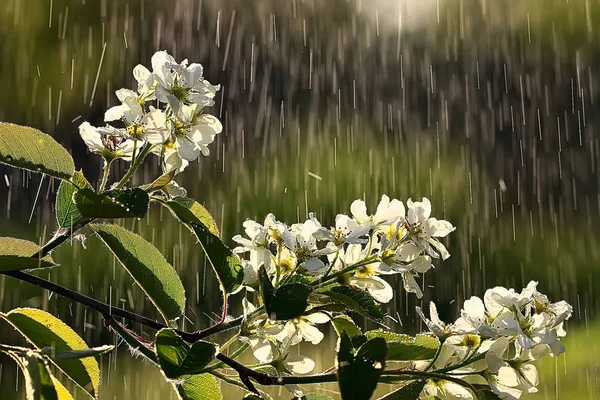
<box><xmin>78</xmin><ymin>122</ymin><xmax>137</xmax><ymax>161</ymax></box>
<box><xmin>273</xmin><ymin>312</ymin><xmax>329</xmax><ymax>346</ymax></box>
<box><xmin>104</xmin><ymin>89</ymin><xmax>169</xmax><ymax>145</ymax></box>
<box><xmin>416</xmin><ymin>301</ymin><xmax>452</xmax><ymax>337</ymax></box>
<box><xmin>313</xmin><ymin>213</ymin><xmax>370</xmax><ymax>246</ymax></box>
<box><xmin>172</xmin><ymin>104</ymin><xmax>222</xmax><ymax>160</ymax></box>
<box><xmin>151</xmin><ymin>50</ymin><xmax>219</xmax><ymax>112</ymax></box>
<box><xmin>454</xmin><ymin>296</ymin><xmax>519</xmax><ymax>338</ymax></box>
<box><xmin>329</xmin><ymin>244</ymin><xmax>394</xmax><ymax>303</ymax></box>
<box><xmin>132</xmin><ymin>64</ymin><xmax>156</xmax><ymax>101</ymax></box>
<box><xmin>423</xmin><ymin>379</ymin><xmax>473</xmax><ymax>400</ymax></box>
<box><xmin>350</xmin><ymin>194</ymin><xmax>405</xmax><ymax>227</ymax></box>
<box><xmin>282</xmin><ymin>213</ymin><xmax>336</xmax><ymax>272</ymax></box>
<box><xmin>406</xmin><ymin>197</ymin><xmax>455</xmax><ymax>260</ymax></box>
<box><xmin>486</xmin><ymin>339</ymin><xmax>546</xmax><ymax>399</ymax></box>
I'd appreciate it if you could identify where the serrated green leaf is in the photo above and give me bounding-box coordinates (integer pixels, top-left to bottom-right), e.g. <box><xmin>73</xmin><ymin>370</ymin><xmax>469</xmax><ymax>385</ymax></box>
<box><xmin>377</xmin><ymin>380</ymin><xmax>426</xmax><ymax>400</ymax></box>
<box><xmin>142</xmin><ymin>169</ymin><xmax>177</xmax><ymax>193</ymax></box>
<box><xmin>324</xmin><ymin>286</ymin><xmax>384</xmax><ymax>323</ymax></box>
<box><xmin>161</xmin><ymin>198</ymin><xmax>243</xmax><ymax>295</ymax></box>
<box><xmin>0</xmin><ymin>237</ymin><xmax>57</xmax><ymax>271</ymax></box>
<box><xmin>13</xmin><ymin>351</ymin><xmax>75</xmax><ymax>400</ymax></box>
<box><xmin>0</xmin><ymin>122</ymin><xmax>74</xmax><ymax>179</ymax></box>
<box><xmin>331</xmin><ymin>315</ymin><xmax>362</xmax><ymax>338</ymax></box>
<box><xmin>155</xmin><ymin>329</ymin><xmax>216</xmax><ymax>379</ymax></box>
<box><xmin>337</xmin><ymin>334</ymin><xmax>388</xmax><ymax>400</ymax></box>
<box><xmin>365</xmin><ymin>331</ymin><xmax>439</xmax><ymax>361</ymax></box>
<box><xmin>90</xmin><ymin>223</ymin><xmax>185</xmax><ymax>322</ymax></box>
<box><xmin>74</xmin><ymin>188</ymin><xmax>149</xmax><ymax>219</ymax></box>
<box><xmin>56</xmin><ymin>171</ymin><xmax>92</xmax><ymax>228</ymax></box>
<box><xmin>476</xmin><ymin>389</ymin><xmax>503</xmax><ymax>400</ymax></box>
<box><xmin>0</xmin><ymin>308</ymin><xmax>99</xmax><ymax>398</ymax></box>
<box><xmin>177</xmin><ymin>373</ymin><xmax>222</xmax><ymax>400</ymax></box>
<box><xmin>258</xmin><ymin>266</ymin><xmax>310</xmax><ymax>320</ymax></box>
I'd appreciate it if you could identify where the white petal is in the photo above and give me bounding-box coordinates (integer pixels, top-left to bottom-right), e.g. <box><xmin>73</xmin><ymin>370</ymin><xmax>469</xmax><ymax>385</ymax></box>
<box><xmin>104</xmin><ymin>105</ymin><xmax>126</xmax><ymax>122</ymax></box>
<box><xmin>350</xmin><ymin>199</ymin><xmax>369</xmax><ymax>223</ymax></box>
<box><xmin>298</xmin><ymin>322</ymin><xmax>324</xmax><ymax>345</ymax></box>
<box><xmin>249</xmin><ymin>337</ymin><xmax>274</xmax><ymax>363</ymax></box>
<box><xmin>78</xmin><ymin>122</ymin><xmax>105</xmax><ymax>153</ymax></box>
<box><xmin>116</xmin><ymin>88</ymin><xmax>137</xmax><ymax>102</ymax></box>
<box><xmin>401</xmin><ymin>272</ymin><xmax>423</xmax><ymax>298</ymax></box>
<box><xmin>304</xmin><ymin>312</ymin><xmax>329</xmax><ymax>324</ymax></box>
<box><xmin>396</xmin><ymin>243</ymin><xmax>420</xmax><ymax>262</ymax></box>
<box><xmin>422</xmin><ymin>218</ymin><xmax>455</xmax><ymax>237</ymax></box>
<box><xmin>176</xmin><ymin>137</ymin><xmax>200</xmax><ymax>161</ymax></box>
<box><xmin>284</xmin><ymin>355</ymin><xmax>315</xmax><ymax>375</ymax></box>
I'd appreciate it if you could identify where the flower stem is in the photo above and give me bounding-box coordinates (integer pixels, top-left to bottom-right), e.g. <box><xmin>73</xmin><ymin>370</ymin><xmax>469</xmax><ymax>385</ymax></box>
<box><xmin>116</xmin><ymin>142</ymin><xmax>154</xmax><ymax>188</ymax></box>
<box><xmin>312</xmin><ymin>256</ymin><xmax>377</xmax><ymax>288</ymax></box>
<box><xmin>99</xmin><ymin>159</ymin><xmax>113</xmax><ymax>192</ymax></box>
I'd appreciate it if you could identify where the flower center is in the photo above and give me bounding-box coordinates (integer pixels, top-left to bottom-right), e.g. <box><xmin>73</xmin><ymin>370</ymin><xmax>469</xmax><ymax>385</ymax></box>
<box><xmin>168</xmin><ymin>84</ymin><xmax>190</xmax><ymax>102</ymax></box>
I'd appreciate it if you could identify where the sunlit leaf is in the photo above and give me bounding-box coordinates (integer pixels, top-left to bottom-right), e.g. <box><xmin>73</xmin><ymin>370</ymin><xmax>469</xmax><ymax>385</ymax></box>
<box><xmin>331</xmin><ymin>315</ymin><xmax>362</xmax><ymax>338</ymax></box>
<box><xmin>365</xmin><ymin>331</ymin><xmax>439</xmax><ymax>361</ymax></box>
<box><xmin>0</xmin><ymin>308</ymin><xmax>100</xmax><ymax>398</ymax></box>
<box><xmin>0</xmin><ymin>237</ymin><xmax>57</xmax><ymax>271</ymax></box>
<box><xmin>90</xmin><ymin>223</ymin><xmax>185</xmax><ymax>322</ymax></box>
<box><xmin>258</xmin><ymin>266</ymin><xmax>310</xmax><ymax>320</ymax></box>
<box><xmin>142</xmin><ymin>169</ymin><xmax>177</xmax><ymax>193</ymax></box>
<box><xmin>177</xmin><ymin>373</ymin><xmax>222</xmax><ymax>400</ymax></box>
<box><xmin>7</xmin><ymin>351</ymin><xmax>74</xmax><ymax>400</ymax></box>
<box><xmin>161</xmin><ymin>198</ymin><xmax>243</xmax><ymax>295</ymax></box>
<box><xmin>155</xmin><ymin>329</ymin><xmax>216</xmax><ymax>379</ymax></box>
<box><xmin>0</xmin><ymin>122</ymin><xmax>74</xmax><ymax>179</ymax></box>
<box><xmin>74</xmin><ymin>188</ymin><xmax>149</xmax><ymax>219</ymax></box>
<box><xmin>299</xmin><ymin>394</ymin><xmax>335</xmax><ymax>400</ymax></box>
<box><xmin>323</xmin><ymin>286</ymin><xmax>384</xmax><ymax>323</ymax></box>
<box><xmin>377</xmin><ymin>380</ymin><xmax>426</xmax><ymax>400</ymax></box>
<box><xmin>56</xmin><ymin>171</ymin><xmax>92</xmax><ymax>228</ymax></box>
<box><xmin>337</xmin><ymin>333</ymin><xmax>388</xmax><ymax>400</ymax></box>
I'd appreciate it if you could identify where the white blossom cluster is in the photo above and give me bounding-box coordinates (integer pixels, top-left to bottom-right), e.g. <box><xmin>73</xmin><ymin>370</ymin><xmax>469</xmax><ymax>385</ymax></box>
<box><xmin>417</xmin><ymin>282</ymin><xmax>573</xmax><ymax>400</ymax></box>
<box><xmin>78</xmin><ymin>50</ymin><xmax>222</xmax><ymax>191</ymax></box>
<box><xmin>234</xmin><ymin>195</ymin><xmax>455</xmax><ymax>301</ymax></box>
<box><xmin>233</xmin><ymin>195</ymin><xmax>454</xmax><ymax>395</ymax></box>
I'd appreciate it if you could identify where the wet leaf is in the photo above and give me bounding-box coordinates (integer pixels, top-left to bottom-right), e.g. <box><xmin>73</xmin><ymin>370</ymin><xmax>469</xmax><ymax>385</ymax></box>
<box><xmin>142</xmin><ymin>169</ymin><xmax>177</xmax><ymax>193</ymax></box>
<box><xmin>161</xmin><ymin>198</ymin><xmax>243</xmax><ymax>295</ymax></box>
<box><xmin>377</xmin><ymin>380</ymin><xmax>426</xmax><ymax>400</ymax></box>
<box><xmin>323</xmin><ymin>286</ymin><xmax>384</xmax><ymax>323</ymax></box>
<box><xmin>1</xmin><ymin>308</ymin><xmax>99</xmax><ymax>398</ymax></box>
<box><xmin>90</xmin><ymin>223</ymin><xmax>185</xmax><ymax>322</ymax></box>
<box><xmin>56</xmin><ymin>171</ymin><xmax>92</xmax><ymax>228</ymax></box>
<box><xmin>0</xmin><ymin>237</ymin><xmax>56</xmax><ymax>271</ymax></box>
<box><xmin>177</xmin><ymin>373</ymin><xmax>222</xmax><ymax>400</ymax></box>
<box><xmin>365</xmin><ymin>331</ymin><xmax>439</xmax><ymax>361</ymax></box>
<box><xmin>337</xmin><ymin>333</ymin><xmax>388</xmax><ymax>400</ymax></box>
<box><xmin>258</xmin><ymin>266</ymin><xmax>310</xmax><ymax>320</ymax></box>
<box><xmin>331</xmin><ymin>315</ymin><xmax>362</xmax><ymax>338</ymax></box>
<box><xmin>0</xmin><ymin>122</ymin><xmax>74</xmax><ymax>179</ymax></box>
<box><xmin>74</xmin><ymin>188</ymin><xmax>149</xmax><ymax>219</ymax></box>
<box><xmin>7</xmin><ymin>351</ymin><xmax>74</xmax><ymax>400</ymax></box>
<box><xmin>155</xmin><ymin>329</ymin><xmax>216</xmax><ymax>379</ymax></box>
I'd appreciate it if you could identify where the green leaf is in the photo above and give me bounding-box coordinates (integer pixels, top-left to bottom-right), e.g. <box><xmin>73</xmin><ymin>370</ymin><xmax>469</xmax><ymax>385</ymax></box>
<box><xmin>1</xmin><ymin>308</ymin><xmax>100</xmax><ymax>398</ymax></box>
<box><xmin>90</xmin><ymin>223</ymin><xmax>185</xmax><ymax>322</ymax></box>
<box><xmin>0</xmin><ymin>237</ymin><xmax>57</xmax><ymax>271</ymax></box>
<box><xmin>323</xmin><ymin>286</ymin><xmax>384</xmax><ymax>323</ymax></box>
<box><xmin>0</xmin><ymin>122</ymin><xmax>75</xmax><ymax>179</ymax></box>
<box><xmin>476</xmin><ymin>390</ymin><xmax>503</xmax><ymax>400</ymax></box>
<box><xmin>377</xmin><ymin>380</ymin><xmax>426</xmax><ymax>400</ymax></box>
<box><xmin>142</xmin><ymin>169</ymin><xmax>177</xmax><ymax>193</ymax></box>
<box><xmin>177</xmin><ymin>373</ymin><xmax>222</xmax><ymax>400</ymax></box>
<box><xmin>258</xmin><ymin>266</ymin><xmax>310</xmax><ymax>320</ymax></box>
<box><xmin>161</xmin><ymin>198</ymin><xmax>244</xmax><ymax>295</ymax></box>
<box><xmin>365</xmin><ymin>331</ymin><xmax>439</xmax><ymax>361</ymax></box>
<box><xmin>155</xmin><ymin>329</ymin><xmax>216</xmax><ymax>379</ymax></box>
<box><xmin>74</xmin><ymin>188</ymin><xmax>149</xmax><ymax>219</ymax></box>
<box><xmin>331</xmin><ymin>315</ymin><xmax>362</xmax><ymax>338</ymax></box>
<box><xmin>10</xmin><ymin>351</ymin><xmax>71</xmax><ymax>400</ymax></box>
<box><xmin>337</xmin><ymin>334</ymin><xmax>388</xmax><ymax>400</ymax></box>
<box><xmin>56</xmin><ymin>171</ymin><xmax>92</xmax><ymax>228</ymax></box>
<box><xmin>43</xmin><ymin>345</ymin><xmax>114</xmax><ymax>361</ymax></box>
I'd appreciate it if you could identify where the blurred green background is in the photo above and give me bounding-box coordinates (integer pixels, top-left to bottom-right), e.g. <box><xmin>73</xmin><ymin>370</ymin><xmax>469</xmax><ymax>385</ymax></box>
<box><xmin>0</xmin><ymin>0</ymin><xmax>598</xmax><ymax>398</ymax></box>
